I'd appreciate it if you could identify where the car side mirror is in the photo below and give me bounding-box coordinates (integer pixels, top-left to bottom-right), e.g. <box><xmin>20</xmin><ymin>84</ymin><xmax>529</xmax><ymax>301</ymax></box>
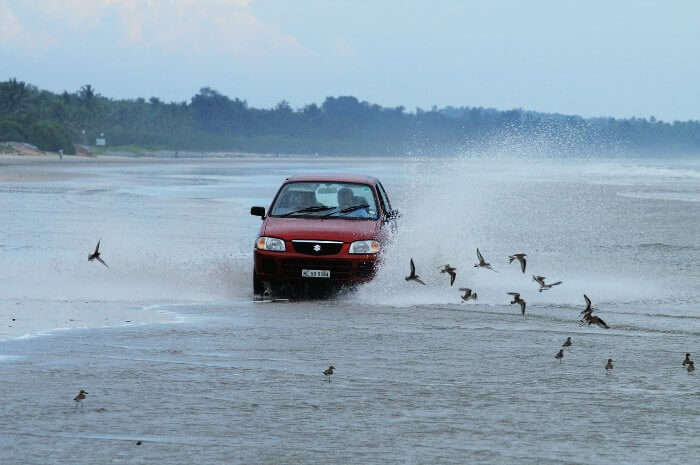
<box><xmin>386</xmin><ymin>209</ymin><xmax>400</xmax><ymax>220</ymax></box>
<box><xmin>250</xmin><ymin>206</ymin><xmax>266</xmax><ymax>218</ymax></box>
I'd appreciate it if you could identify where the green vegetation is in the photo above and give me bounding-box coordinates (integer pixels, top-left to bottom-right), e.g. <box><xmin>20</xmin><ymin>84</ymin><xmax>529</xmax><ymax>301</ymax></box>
<box><xmin>1</xmin><ymin>78</ymin><xmax>699</xmax><ymax>156</ymax></box>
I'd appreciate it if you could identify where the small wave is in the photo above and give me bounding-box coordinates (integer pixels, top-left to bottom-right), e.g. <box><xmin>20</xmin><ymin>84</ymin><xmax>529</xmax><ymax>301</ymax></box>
<box><xmin>597</xmin><ymin>242</ymin><xmax>700</xmax><ymax>253</ymax></box>
<box><xmin>617</xmin><ymin>191</ymin><xmax>700</xmax><ymax>203</ymax></box>
<box><xmin>586</xmin><ymin>164</ymin><xmax>700</xmax><ymax>181</ymax></box>
<box><xmin>638</xmin><ymin>242</ymin><xmax>698</xmax><ymax>251</ymax></box>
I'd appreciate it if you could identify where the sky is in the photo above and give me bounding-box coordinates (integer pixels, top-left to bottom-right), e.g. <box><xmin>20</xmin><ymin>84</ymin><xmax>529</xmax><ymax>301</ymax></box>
<box><xmin>1</xmin><ymin>0</ymin><xmax>699</xmax><ymax>121</ymax></box>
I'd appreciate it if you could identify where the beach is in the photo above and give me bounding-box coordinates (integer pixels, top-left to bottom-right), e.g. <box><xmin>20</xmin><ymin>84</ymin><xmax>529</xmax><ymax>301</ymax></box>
<box><xmin>2</xmin><ymin>153</ymin><xmax>700</xmax><ymax>464</ymax></box>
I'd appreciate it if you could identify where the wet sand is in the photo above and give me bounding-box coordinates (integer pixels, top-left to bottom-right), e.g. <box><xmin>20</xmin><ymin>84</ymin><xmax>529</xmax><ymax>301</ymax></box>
<box><xmin>2</xmin><ymin>154</ymin><xmax>700</xmax><ymax>464</ymax></box>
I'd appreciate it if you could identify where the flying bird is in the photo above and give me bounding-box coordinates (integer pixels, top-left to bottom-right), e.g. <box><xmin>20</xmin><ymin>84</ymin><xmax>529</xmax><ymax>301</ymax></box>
<box><xmin>532</xmin><ymin>275</ymin><xmax>562</xmax><ymax>292</ymax></box>
<box><xmin>555</xmin><ymin>349</ymin><xmax>564</xmax><ymax>362</ymax></box>
<box><xmin>583</xmin><ymin>313</ymin><xmax>610</xmax><ymax>329</ymax></box>
<box><xmin>562</xmin><ymin>337</ymin><xmax>572</xmax><ymax>348</ymax></box>
<box><xmin>474</xmin><ymin>248</ymin><xmax>496</xmax><ymax>272</ymax></box>
<box><xmin>507</xmin><ymin>292</ymin><xmax>526</xmax><ymax>316</ymax></box>
<box><xmin>459</xmin><ymin>288</ymin><xmax>477</xmax><ymax>302</ymax></box>
<box><xmin>74</xmin><ymin>389</ymin><xmax>88</xmax><ymax>407</ymax></box>
<box><xmin>605</xmin><ymin>358</ymin><xmax>614</xmax><ymax>372</ymax></box>
<box><xmin>323</xmin><ymin>365</ymin><xmax>335</xmax><ymax>383</ymax></box>
<box><xmin>88</xmin><ymin>240</ymin><xmax>109</xmax><ymax>268</ymax></box>
<box><xmin>405</xmin><ymin>258</ymin><xmax>426</xmax><ymax>285</ymax></box>
<box><xmin>508</xmin><ymin>253</ymin><xmax>527</xmax><ymax>273</ymax></box>
<box><xmin>438</xmin><ymin>264</ymin><xmax>457</xmax><ymax>286</ymax></box>
<box><xmin>580</xmin><ymin>294</ymin><xmax>596</xmax><ymax>316</ymax></box>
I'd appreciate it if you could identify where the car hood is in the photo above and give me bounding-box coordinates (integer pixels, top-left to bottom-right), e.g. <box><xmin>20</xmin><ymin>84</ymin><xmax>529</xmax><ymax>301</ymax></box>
<box><xmin>263</xmin><ymin>217</ymin><xmax>380</xmax><ymax>242</ymax></box>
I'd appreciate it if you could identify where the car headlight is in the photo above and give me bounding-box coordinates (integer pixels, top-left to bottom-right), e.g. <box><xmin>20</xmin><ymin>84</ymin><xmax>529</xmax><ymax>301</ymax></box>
<box><xmin>256</xmin><ymin>236</ymin><xmax>286</xmax><ymax>252</ymax></box>
<box><xmin>348</xmin><ymin>240</ymin><xmax>380</xmax><ymax>254</ymax></box>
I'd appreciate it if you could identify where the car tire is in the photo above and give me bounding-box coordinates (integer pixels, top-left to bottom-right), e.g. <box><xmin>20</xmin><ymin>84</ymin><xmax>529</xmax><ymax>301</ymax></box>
<box><xmin>253</xmin><ymin>272</ymin><xmax>264</xmax><ymax>296</ymax></box>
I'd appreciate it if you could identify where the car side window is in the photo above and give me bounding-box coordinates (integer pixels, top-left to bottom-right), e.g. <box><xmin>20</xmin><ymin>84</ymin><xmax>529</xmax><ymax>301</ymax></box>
<box><xmin>377</xmin><ymin>182</ymin><xmax>392</xmax><ymax>212</ymax></box>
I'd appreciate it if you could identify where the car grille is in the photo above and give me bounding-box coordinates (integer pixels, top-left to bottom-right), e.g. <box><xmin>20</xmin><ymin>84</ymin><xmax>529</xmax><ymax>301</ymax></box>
<box><xmin>292</xmin><ymin>240</ymin><xmax>343</xmax><ymax>256</ymax></box>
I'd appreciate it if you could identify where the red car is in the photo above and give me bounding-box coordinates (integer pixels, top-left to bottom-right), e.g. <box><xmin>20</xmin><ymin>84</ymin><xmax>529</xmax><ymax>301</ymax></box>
<box><xmin>250</xmin><ymin>174</ymin><xmax>398</xmax><ymax>296</ymax></box>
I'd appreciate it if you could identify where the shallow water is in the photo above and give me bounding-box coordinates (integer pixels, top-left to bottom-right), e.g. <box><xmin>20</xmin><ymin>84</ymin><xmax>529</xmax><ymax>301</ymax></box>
<box><xmin>1</xmin><ymin>155</ymin><xmax>699</xmax><ymax>464</ymax></box>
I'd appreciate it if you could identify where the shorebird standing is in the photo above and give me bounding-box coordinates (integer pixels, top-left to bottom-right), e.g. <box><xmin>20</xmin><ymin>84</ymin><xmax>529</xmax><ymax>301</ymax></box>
<box><xmin>88</xmin><ymin>240</ymin><xmax>109</xmax><ymax>268</ymax></box>
<box><xmin>474</xmin><ymin>248</ymin><xmax>496</xmax><ymax>272</ymax></box>
<box><xmin>323</xmin><ymin>365</ymin><xmax>335</xmax><ymax>383</ymax></box>
<box><xmin>508</xmin><ymin>253</ymin><xmax>527</xmax><ymax>273</ymax></box>
<box><xmin>405</xmin><ymin>258</ymin><xmax>426</xmax><ymax>285</ymax></box>
<box><xmin>459</xmin><ymin>288</ymin><xmax>477</xmax><ymax>302</ymax></box>
<box><xmin>555</xmin><ymin>349</ymin><xmax>564</xmax><ymax>363</ymax></box>
<box><xmin>562</xmin><ymin>337</ymin><xmax>572</xmax><ymax>348</ymax></box>
<box><xmin>507</xmin><ymin>292</ymin><xmax>526</xmax><ymax>316</ymax></box>
<box><xmin>605</xmin><ymin>358</ymin><xmax>614</xmax><ymax>372</ymax></box>
<box><xmin>532</xmin><ymin>275</ymin><xmax>562</xmax><ymax>292</ymax></box>
<box><xmin>683</xmin><ymin>353</ymin><xmax>692</xmax><ymax>366</ymax></box>
<box><xmin>438</xmin><ymin>264</ymin><xmax>457</xmax><ymax>286</ymax></box>
<box><xmin>74</xmin><ymin>389</ymin><xmax>88</xmax><ymax>407</ymax></box>
<box><xmin>688</xmin><ymin>361</ymin><xmax>695</xmax><ymax>373</ymax></box>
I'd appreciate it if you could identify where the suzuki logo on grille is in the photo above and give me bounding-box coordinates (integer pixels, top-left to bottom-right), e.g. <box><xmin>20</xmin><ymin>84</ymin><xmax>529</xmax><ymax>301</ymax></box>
<box><xmin>313</xmin><ymin>244</ymin><xmax>321</xmax><ymax>252</ymax></box>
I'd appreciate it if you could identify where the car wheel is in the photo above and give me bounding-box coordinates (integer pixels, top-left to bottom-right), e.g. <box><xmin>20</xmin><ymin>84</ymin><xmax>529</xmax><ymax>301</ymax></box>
<box><xmin>253</xmin><ymin>272</ymin><xmax>264</xmax><ymax>296</ymax></box>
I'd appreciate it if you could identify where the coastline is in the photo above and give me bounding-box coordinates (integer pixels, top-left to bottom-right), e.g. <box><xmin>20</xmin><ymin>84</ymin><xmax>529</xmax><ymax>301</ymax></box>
<box><xmin>0</xmin><ymin>299</ymin><xmax>183</xmax><ymax>343</ymax></box>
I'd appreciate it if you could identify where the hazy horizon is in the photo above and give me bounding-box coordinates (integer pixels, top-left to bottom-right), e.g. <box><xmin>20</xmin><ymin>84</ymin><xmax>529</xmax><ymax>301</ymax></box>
<box><xmin>2</xmin><ymin>1</ymin><xmax>700</xmax><ymax>122</ymax></box>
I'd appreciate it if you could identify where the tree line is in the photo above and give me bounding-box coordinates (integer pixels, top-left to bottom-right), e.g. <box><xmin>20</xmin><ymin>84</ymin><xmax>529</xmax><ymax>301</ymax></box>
<box><xmin>1</xmin><ymin>78</ymin><xmax>699</xmax><ymax>156</ymax></box>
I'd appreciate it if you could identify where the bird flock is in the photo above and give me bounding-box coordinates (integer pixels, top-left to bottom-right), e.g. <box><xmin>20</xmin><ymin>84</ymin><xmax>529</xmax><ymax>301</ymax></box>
<box><xmin>75</xmin><ymin>240</ymin><xmax>694</xmax><ymax>407</ymax></box>
<box><xmin>406</xmin><ymin>248</ymin><xmax>571</xmax><ymax>320</ymax></box>
<box><xmin>404</xmin><ymin>247</ymin><xmax>694</xmax><ymax>372</ymax></box>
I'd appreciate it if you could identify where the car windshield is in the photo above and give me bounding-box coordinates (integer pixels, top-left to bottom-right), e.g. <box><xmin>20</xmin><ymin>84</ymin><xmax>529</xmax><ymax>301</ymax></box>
<box><xmin>269</xmin><ymin>182</ymin><xmax>378</xmax><ymax>219</ymax></box>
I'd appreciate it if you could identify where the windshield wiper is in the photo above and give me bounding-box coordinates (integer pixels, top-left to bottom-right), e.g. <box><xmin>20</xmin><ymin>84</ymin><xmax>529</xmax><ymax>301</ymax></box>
<box><xmin>279</xmin><ymin>205</ymin><xmax>335</xmax><ymax>217</ymax></box>
<box><xmin>321</xmin><ymin>204</ymin><xmax>370</xmax><ymax>218</ymax></box>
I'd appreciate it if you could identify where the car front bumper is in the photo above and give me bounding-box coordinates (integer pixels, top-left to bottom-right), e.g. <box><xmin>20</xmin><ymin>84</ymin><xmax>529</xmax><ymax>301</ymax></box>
<box><xmin>254</xmin><ymin>249</ymin><xmax>378</xmax><ymax>284</ymax></box>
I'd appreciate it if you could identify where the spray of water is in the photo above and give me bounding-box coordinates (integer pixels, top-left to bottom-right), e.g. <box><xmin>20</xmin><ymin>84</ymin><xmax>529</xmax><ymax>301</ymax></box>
<box><xmin>345</xmin><ymin>155</ymin><xmax>676</xmax><ymax>309</ymax></box>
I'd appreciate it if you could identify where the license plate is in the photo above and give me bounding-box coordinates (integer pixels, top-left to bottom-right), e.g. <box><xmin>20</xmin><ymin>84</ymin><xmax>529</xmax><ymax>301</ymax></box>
<box><xmin>302</xmin><ymin>269</ymin><xmax>331</xmax><ymax>278</ymax></box>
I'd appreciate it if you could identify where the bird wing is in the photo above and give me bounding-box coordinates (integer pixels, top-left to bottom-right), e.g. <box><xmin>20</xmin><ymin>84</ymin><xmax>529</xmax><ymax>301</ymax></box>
<box><xmin>415</xmin><ymin>277</ymin><xmax>426</xmax><ymax>285</ymax></box>
<box><xmin>519</xmin><ymin>257</ymin><xmax>526</xmax><ymax>273</ymax></box>
<box><xmin>508</xmin><ymin>256</ymin><xmax>515</xmax><ymax>264</ymax></box>
<box><xmin>96</xmin><ymin>256</ymin><xmax>109</xmax><ymax>268</ymax></box>
<box><xmin>584</xmin><ymin>294</ymin><xmax>592</xmax><ymax>311</ymax></box>
<box><xmin>551</xmin><ymin>281</ymin><xmax>562</xmax><ymax>287</ymax></box>
<box><xmin>409</xmin><ymin>258</ymin><xmax>416</xmax><ymax>277</ymax></box>
<box><xmin>449</xmin><ymin>271</ymin><xmax>456</xmax><ymax>286</ymax></box>
<box><xmin>507</xmin><ymin>292</ymin><xmax>520</xmax><ymax>297</ymax></box>
<box><xmin>93</xmin><ymin>240</ymin><xmax>100</xmax><ymax>255</ymax></box>
<box><xmin>520</xmin><ymin>300</ymin><xmax>526</xmax><ymax>314</ymax></box>
<box><xmin>533</xmin><ymin>275</ymin><xmax>545</xmax><ymax>286</ymax></box>
<box><xmin>476</xmin><ymin>248</ymin><xmax>484</xmax><ymax>264</ymax></box>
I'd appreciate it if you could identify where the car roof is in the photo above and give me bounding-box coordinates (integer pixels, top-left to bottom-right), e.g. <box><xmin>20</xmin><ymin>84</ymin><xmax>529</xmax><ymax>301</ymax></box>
<box><xmin>284</xmin><ymin>174</ymin><xmax>380</xmax><ymax>185</ymax></box>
